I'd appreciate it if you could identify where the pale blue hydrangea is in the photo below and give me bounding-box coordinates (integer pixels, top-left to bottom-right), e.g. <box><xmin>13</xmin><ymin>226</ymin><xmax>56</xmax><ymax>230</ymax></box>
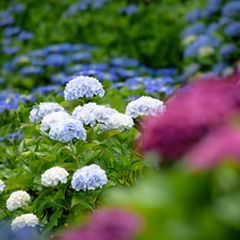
<box><xmin>29</xmin><ymin>102</ymin><xmax>64</xmax><ymax>123</ymax></box>
<box><xmin>71</xmin><ymin>164</ymin><xmax>108</xmax><ymax>191</ymax></box>
<box><xmin>72</xmin><ymin>102</ymin><xmax>118</xmax><ymax>126</ymax></box>
<box><xmin>125</xmin><ymin>96</ymin><xmax>165</xmax><ymax>118</ymax></box>
<box><xmin>11</xmin><ymin>214</ymin><xmax>39</xmax><ymax>231</ymax></box>
<box><xmin>64</xmin><ymin>76</ymin><xmax>105</xmax><ymax>100</ymax></box>
<box><xmin>40</xmin><ymin>111</ymin><xmax>71</xmax><ymax>132</ymax></box>
<box><xmin>49</xmin><ymin>118</ymin><xmax>86</xmax><ymax>142</ymax></box>
<box><xmin>101</xmin><ymin>113</ymin><xmax>134</xmax><ymax>131</ymax></box>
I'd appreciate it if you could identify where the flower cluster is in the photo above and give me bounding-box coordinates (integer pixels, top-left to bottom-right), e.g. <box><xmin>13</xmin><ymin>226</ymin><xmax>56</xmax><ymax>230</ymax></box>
<box><xmin>11</xmin><ymin>214</ymin><xmax>39</xmax><ymax>231</ymax></box>
<box><xmin>125</xmin><ymin>96</ymin><xmax>165</xmax><ymax>118</ymax></box>
<box><xmin>71</xmin><ymin>164</ymin><xmax>108</xmax><ymax>191</ymax></box>
<box><xmin>101</xmin><ymin>113</ymin><xmax>134</xmax><ymax>131</ymax></box>
<box><xmin>29</xmin><ymin>102</ymin><xmax>64</xmax><ymax>123</ymax></box>
<box><xmin>6</xmin><ymin>190</ymin><xmax>31</xmax><ymax>211</ymax></box>
<box><xmin>72</xmin><ymin>102</ymin><xmax>118</xmax><ymax>126</ymax></box>
<box><xmin>41</xmin><ymin>167</ymin><xmax>69</xmax><ymax>187</ymax></box>
<box><xmin>40</xmin><ymin>111</ymin><xmax>71</xmax><ymax>132</ymax></box>
<box><xmin>181</xmin><ymin>0</ymin><xmax>240</xmax><ymax>79</ymax></box>
<box><xmin>64</xmin><ymin>76</ymin><xmax>105</xmax><ymax>100</ymax></box>
<box><xmin>140</xmin><ymin>77</ymin><xmax>240</xmax><ymax>161</ymax></box>
<box><xmin>49</xmin><ymin>118</ymin><xmax>87</xmax><ymax>142</ymax></box>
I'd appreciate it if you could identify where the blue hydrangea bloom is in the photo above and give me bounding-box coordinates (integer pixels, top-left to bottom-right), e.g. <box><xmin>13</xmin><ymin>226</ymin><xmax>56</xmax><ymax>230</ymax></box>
<box><xmin>64</xmin><ymin>76</ymin><xmax>105</xmax><ymax>100</ymax></box>
<box><xmin>184</xmin><ymin>35</ymin><xmax>220</xmax><ymax>58</ymax></box>
<box><xmin>186</xmin><ymin>9</ymin><xmax>202</xmax><ymax>23</ymax></box>
<box><xmin>182</xmin><ymin>22</ymin><xmax>206</xmax><ymax>38</ymax></box>
<box><xmin>3</xmin><ymin>27</ymin><xmax>21</xmax><ymax>37</ymax></box>
<box><xmin>212</xmin><ymin>62</ymin><xmax>228</xmax><ymax>74</ymax></box>
<box><xmin>222</xmin><ymin>1</ymin><xmax>240</xmax><ymax>19</ymax></box>
<box><xmin>220</xmin><ymin>43</ymin><xmax>237</xmax><ymax>58</ymax></box>
<box><xmin>49</xmin><ymin>118</ymin><xmax>86</xmax><ymax>142</ymax></box>
<box><xmin>120</xmin><ymin>4</ymin><xmax>138</xmax><ymax>15</ymax></box>
<box><xmin>29</xmin><ymin>102</ymin><xmax>64</xmax><ymax>123</ymax></box>
<box><xmin>45</xmin><ymin>54</ymin><xmax>66</xmax><ymax>67</ymax></box>
<box><xmin>17</xmin><ymin>31</ymin><xmax>34</xmax><ymax>41</ymax></box>
<box><xmin>224</xmin><ymin>22</ymin><xmax>240</xmax><ymax>38</ymax></box>
<box><xmin>71</xmin><ymin>164</ymin><xmax>108</xmax><ymax>191</ymax></box>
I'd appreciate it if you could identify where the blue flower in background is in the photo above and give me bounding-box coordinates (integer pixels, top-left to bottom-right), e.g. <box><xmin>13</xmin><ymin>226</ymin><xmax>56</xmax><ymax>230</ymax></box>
<box><xmin>0</xmin><ymin>16</ymin><xmax>15</xmax><ymax>27</ymax></box>
<box><xmin>220</xmin><ymin>43</ymin><xmax>237</xmax><ymax>58</ymax></box>
<box><xmin>32</xmin><ymin>85</ymin><xmax>61</xmax><ymax>95</ymax></box>
<box><xmin>45</xmin><ymin>54</ymin><xmax>66</xmax><ymax>67</ymax></box>
<box><xmin>184</xmin><ymin>35</ymin><xmax>221</xmax><ymax>58</ymax></box>
<box><xmin>222</xmin><ymin>1</ymin><xmax>240</xmax><ymax>19</ymax></box>
<box><xmin>20</xmin><ymin>66</ymin><xmax>43</xmax><ymax>75</ymax></box>
<box><xmin>186</xmin><ymin>9</ymin><xmax>202</xmax><ymax>23</ymax></box>
<box><xmin>120</xmin><ymin>4</ymin><xmax>139</xmax><ymax>15</ymax></box>
<box><xmin>224</xmin><ymin>21</ymin><xmax>240</xmax><ymax>38</ymax></box>
<box><xmin>3</xmin><ymin>26</ymin><xmax>21</xmax><ymax>37</ymax></box>
<box><xmin>110</xmin><ymin>57</ymin><xmax>139</xmax><ymax>67</ymax></box>
<box><xmin>17</xmin><ymin>31</ymin><xmax>34</xmax><ymax>41</ymax></box>
<box><xmin>182</xmin><ymin>22</ymin><xmax>206</xmax><ymax>38</ymax></box>
<box><xmin>206</xmin><ymin>22</ymin><xmax>220</xmax><ymax>34</ymax></box>
<box><xmin>212</xmin><ymin>62</ymin><xmax>228</xmax><ymax>74</ymax></box>
<box><xmin>2</xmin><ymin>46</ymin><xmax>20</xmax><ymax>55</ymax></box>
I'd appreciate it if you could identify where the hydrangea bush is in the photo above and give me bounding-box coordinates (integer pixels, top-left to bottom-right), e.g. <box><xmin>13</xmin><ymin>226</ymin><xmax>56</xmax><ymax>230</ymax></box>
<box><xmin>181</xmin><ymin>0</ymin><xmax>240</xmax><ymax>80</ymax></box>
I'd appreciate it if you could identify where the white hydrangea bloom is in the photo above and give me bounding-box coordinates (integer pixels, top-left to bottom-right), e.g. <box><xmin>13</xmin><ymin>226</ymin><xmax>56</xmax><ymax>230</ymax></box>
<box><xmin>0</xmin><ymin>180</ymin><xmax>5</xmax><ymax>193</ymax></box>
<box><xmin>102</xmin><ymin>113</ymin><xmax>134</xmax><ymax>131</ymax></box>
<box><xmin>125</xmin><ymin>96</ymin><xmax>165</xmax><ymax>118</ymax></box>
<box><xmin>6</xmin><ymin>190</ymin><xmax>31</xmax><ymax>211</ymax></box>
<box><xmin>29</xmin><ymin>102</ymin><xmax>64</xmax><ymax>123</ymax></box>
<box><xmin>11</xmin><ymin>213</ymin><xmax>39</xmax><ymax>231</ymax></box>
<box><xmin>40</xmin><ymin>111</ymin><xmax>71</xmax><ymax>132</ymax></box>
<box><xmin>49</xmin><ymin>117</ymin><xmax>86</xmax><ymax>142</ymax></box>
<box><xmin>72</xmin><ymin>102</ymin><xmax>118</xmax><ymax>126</ymax></box>
<box><xmin>71</xmin><ymin>164</ymin><xmax>108</xmax><ymax>191</ymax></box>
<box><xmin>41</xmin><ymin>167</ymin><xmax>69</xmax><ymax>187</ymax></box>
<box><xmin>64</xmin><ymin>76</ymin><xmax>105</xmax><ymax>100</ymax></box>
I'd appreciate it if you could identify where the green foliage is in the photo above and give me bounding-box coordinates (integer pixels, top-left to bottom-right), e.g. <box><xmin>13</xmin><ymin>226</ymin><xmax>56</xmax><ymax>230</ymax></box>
<box><xmin>105</xmin><ymin>163</ymin><xmax>240</xmax><ymax>240</ymax></box>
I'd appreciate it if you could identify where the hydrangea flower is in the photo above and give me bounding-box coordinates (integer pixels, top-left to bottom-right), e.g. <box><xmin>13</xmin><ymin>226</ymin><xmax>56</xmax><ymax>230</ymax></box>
<box><xmin>224</xmin><ymin>22</ymin><xmax>240</xmax><ymax>38</ymax></box>
<box><xmin>41</xmin><ymin>167</ymin><xmax>69</xmax><ymax>187</ymax></box>
<box><xmin>71</xmin><ymin>164</ymin><xmax>108</xmax><ymax>191</ymax></box>
<box><xmin>58</xmin><ymin>208</ymin><xmax>141</xmax><ymax>240</ymax></box>
<box><xmin>72</xmin><ymin>102</ymin><xmax>118</xmax><ymax>126</ymax></box>
<box><xmin>102</xmin><ymin>113</ymin><xmax>134</xmax><ymax>131</ymax></box>
<box><xmin>64</xmin><ymin>76</ymin><xmax>105</xmax><ymax>100</ymax></box>
<box><xmin>220</xmin><ymin>43</ymin><xmax>237</xmax><ymax>58</ymax></box>
<box><xmin>29</xmin><ymin>102</ymin><xmax>64</xmax><ymax>123</ymax></box>
<box><xmin>222</xmin><ymin>1</ymin><xmax>240</xmax><ymax>19</ymax></box>
<box><xmin>125</xmin><ymin>96</ymin><xmax>165</xmax><ymax>118</ymax></box>
<box><xmin>49</xmin><ymin>117</ymin><xmax>86</xmax><ymax>142</ymax></box>
<box><xmin>6</xmin><ymin>190</ymin><xmax>31</xmax><ymax>211</ymax></box>
<box><xmin>0</xmin><ymin>180</ymin><xmax>5</xmax><ymax>193</ymax></box>
<box><xmin>140</xmin><ymin>78</ymin><xmax>240</xmax><ymax>160</ymax></box>
<box><xmin>40</xmin><ymin>111</ymin><xmax>71</xmax><ymax>132</ymax></box>
<box><xmin>184</xmin><ymin>126</ymin><xmax>240</xmax><ymax>170</ymax></box>
<box><xmin>11</xmin><ymin>214</ymin><xmax>39</xmax><ymax>231</ymax></box>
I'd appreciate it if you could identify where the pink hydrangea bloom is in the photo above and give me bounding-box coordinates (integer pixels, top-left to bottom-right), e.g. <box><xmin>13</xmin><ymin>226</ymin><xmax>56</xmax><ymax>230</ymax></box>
<box><xmin>58</xmin><ymin>208</ymin><xmax>141</xmax><ymax>240</ymax></box>
<box><xmin>140</xmin><ymin>78</ymin><xmax>240</xmax><ymax>160</ymax></box>
<box><xmin>184</xmin><ymin>126</ymin><xmax>240</xmax><ymax>169</ymax></box>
